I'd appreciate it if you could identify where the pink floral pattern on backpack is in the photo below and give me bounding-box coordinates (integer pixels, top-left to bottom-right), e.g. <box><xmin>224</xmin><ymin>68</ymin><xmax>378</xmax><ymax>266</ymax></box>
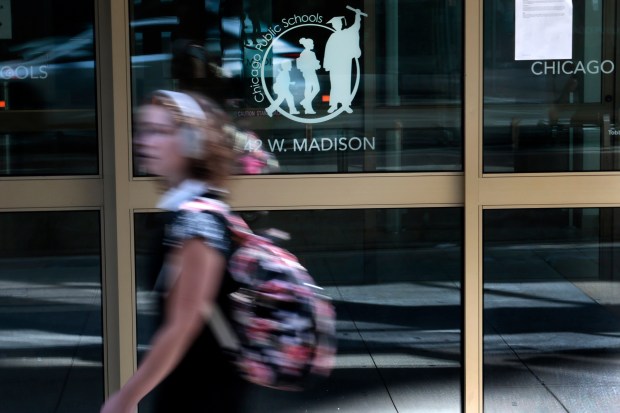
<box><xmin>228</xmin><ymin>245</ymin><xmax>337</xmax><ymax>390</ymax></box>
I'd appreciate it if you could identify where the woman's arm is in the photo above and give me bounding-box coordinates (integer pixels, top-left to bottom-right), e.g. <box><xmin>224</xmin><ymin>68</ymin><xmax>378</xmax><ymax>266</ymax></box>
<box><xmin>100</xmin><ymin>238</ymin><xmax>225</xmax><ymax>413</ymax></box>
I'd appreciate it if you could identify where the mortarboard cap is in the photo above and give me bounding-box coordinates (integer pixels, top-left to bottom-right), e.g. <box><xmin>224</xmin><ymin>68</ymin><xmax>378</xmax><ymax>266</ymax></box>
<box><xmin>327</xmin><ymin>16</ymin><xmax>345</xmax><ymax>27</ymax></box>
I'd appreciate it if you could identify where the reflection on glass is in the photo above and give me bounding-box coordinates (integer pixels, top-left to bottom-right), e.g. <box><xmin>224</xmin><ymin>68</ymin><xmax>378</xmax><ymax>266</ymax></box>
<box><xmin>484</xmin><ymin>208</ymin><xmax>620</xmax><ymax>411</ymax></box>
<box><xmin>0</xmin><ymin>1</ymin><xmax>97</xmax><ymax>176</ymax></box>
<box><xmin>130</xmin><ymin>0</ymin><xmax>463</xmax><ymax>175</ymax></box>
<box><xmin>484</xmin><ymin>0</ymin><xmax>620</xmax><ymax>173</ymax></box>
<box><xmin>0</xmin><ymin>211</ymin><xmax>103</xmax><ymax>412</ymax></box>
<box><xmin>135</xmin><ymin>208</ymin><xmax>462</xmax><ymax>412</ymax></box>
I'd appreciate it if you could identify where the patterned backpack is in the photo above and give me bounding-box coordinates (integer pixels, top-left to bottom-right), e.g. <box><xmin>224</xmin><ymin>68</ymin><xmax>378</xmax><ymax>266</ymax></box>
<box><xmin>180</xmin><ymin>196</ymin><xmax>337</xmax><ymax>391</ymax></box>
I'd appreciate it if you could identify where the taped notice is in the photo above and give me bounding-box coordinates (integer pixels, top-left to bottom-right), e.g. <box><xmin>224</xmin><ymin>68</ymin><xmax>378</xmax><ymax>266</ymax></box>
<box><xmin>515</xmin><ymin>0</ymin><xmax>573</xmax><ymax>61</ymax></box>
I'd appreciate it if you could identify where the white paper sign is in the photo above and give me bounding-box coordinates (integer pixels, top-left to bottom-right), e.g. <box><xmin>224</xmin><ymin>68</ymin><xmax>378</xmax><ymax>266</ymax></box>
<box><xmin>515</xmin><ymin>0</ymin><xmax>573</xmax><ymax>61</ymax></box>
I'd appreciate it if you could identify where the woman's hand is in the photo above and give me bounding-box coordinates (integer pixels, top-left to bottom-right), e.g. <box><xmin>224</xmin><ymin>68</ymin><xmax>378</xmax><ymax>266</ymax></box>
<box><xmin>100</xmin><ymin>391</ymin><xmax>137</xmax><ymax>413</ymax></box>
<box><xmin>98</xmin><ymin>239</ymin><xmax>225</xmax><ymax>413</ymax></box>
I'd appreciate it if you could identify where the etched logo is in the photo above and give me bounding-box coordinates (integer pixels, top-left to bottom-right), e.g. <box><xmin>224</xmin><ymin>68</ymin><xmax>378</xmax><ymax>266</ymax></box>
<box><xmin>249</xmin><ymin>6</ymin><xmax>367</xmax><ymax>124</ymax></box>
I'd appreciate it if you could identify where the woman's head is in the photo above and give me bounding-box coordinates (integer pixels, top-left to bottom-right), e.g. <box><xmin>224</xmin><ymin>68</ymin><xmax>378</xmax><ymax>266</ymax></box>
<box><xmin>134</xmin><ymin>90</ymin><xmax>235</xmax><ymax>187</ymax></box>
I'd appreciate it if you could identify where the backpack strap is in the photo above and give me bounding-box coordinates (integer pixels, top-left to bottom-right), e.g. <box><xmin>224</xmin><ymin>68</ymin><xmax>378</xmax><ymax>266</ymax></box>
<box><xmin>179</xmin><ymin>196</ymin><xmax>247</xmax><ymax>352</ymax></box>
<box><xmin>179</xmin><ymin>197</ymin><xmax>254</xmax><ymax>242</ymax></box>
<box><xmin>202</xmin><ymin>303</ymin><xmax>241</xmax><ymax>352</ymax></box>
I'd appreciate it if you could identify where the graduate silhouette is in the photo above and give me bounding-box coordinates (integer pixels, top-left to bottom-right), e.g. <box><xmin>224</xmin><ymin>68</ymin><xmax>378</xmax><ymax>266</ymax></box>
<box><xmin>323</xmin><ymin>7</ymin><xmax>366</xmax><ymax>114</ymax></box>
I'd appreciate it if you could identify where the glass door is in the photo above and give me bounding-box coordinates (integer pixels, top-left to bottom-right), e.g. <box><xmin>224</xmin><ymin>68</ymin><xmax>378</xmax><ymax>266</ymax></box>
<box><xmin>0</xmin><ymin>1</ymin><xmax>105</xmax><ymax>412</ymax></box>
<box><xmin>127</xmin><ymin>1</ymin><xmax>465</xmax><ymax>412</ymax></box>
<box><xmin>480</xmin><ymin>1</ymin><xmax>620</xmax><ymax>411</ymax></box>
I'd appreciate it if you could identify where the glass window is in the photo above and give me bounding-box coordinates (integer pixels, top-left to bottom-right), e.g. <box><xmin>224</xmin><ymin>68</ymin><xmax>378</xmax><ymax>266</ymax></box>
<box><xmin>484</xmin><ymin>0</ymin><xmax>620</xmax><ymax>173</ymax></box>
<box><xmin>0</xmin><ymin>211</ymin><xmax>103</xmax><ymax>412</ymax></box>
<box><xmin>129</xmin><ymin>0</ymin><xmax>463</xmax><ymax>175</ymax></box>
<box><xmin>0</xmin><ymin>1</ymin><xmax>98</xmax><ymax>176</ymax></box>
<box><xmin>135</xmin><ymin>207</ymin><xmax>463</xmax><ymax>412</ymax></box>
<box><xmin>484</xmin><ymin>208</ymin><xmax>620</xmax><ymax>411</ymax></box>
